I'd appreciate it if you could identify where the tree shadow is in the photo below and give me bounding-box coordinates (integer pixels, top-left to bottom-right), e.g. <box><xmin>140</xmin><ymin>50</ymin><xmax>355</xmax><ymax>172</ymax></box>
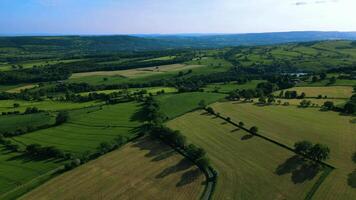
<box><xmin>131</xmin><ymin>138</ymin><xmax>174</xmax><ymax>162</ymax></box>
<box><xmin>352</xmin><ymin>152</ymin><xmax>356</xmax><ymax>163</ymax></box>
<box><xmin>156</xmin><ymin>158</ymin><xmax>193</xmax><ymax>179</ymax></box>
<box><xmin>241</xmin><ymin>134</ymin><xmax>254</xmax><ymax>141</ymax></box>
<box><xmin>276</xmin><ymin>155</ymin><xmax>321</xmax><ymax>184</ymax></box>
<box><xmin>176</xmin><ymin>168</ymin><xmax>201</xmax><ymax>187</ymax></box>
<box><xmin>151</xmin><ymin>150</ymin><xmax>176</xmax><ymax>162</ymax></box>
<box><xmin>221</xmin><ymin>121</ymin><xmax>227</xmax><ymax>125</ymax></box>
<box><xmin>347</xmin><ymin>170</ymin><xmax>356</xmax><ymax>188</ymax></box>
<box><xmin>230</xmin><ymin>128</ymin><xmax>240</xmax><ymax>132</ymax></box>
<box><xmin>6</xmin><ymin>153</ymin><xmax>63</xmax><ymax>163</ymax></box>
<box><xmin>130</xmin><ymin>103</ymin><xmax>147</xmax><ymax>122</ymax></box>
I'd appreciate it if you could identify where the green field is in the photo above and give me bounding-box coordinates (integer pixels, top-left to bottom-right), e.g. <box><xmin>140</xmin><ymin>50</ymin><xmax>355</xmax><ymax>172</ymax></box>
<box><xmin>298</xmin><ymin>79</ymin><xmax>356</xmax><ymax>87</ymax></box>
<box><xmin>0</xmin><ymin>59</ymin><xmax>86</xmax><ymax>71</ymax></box>
<box><xmin>0</xmin><ymin>112</ymin><xmax>55</xmax><ymax>133</ymax></box>
<box><xmin>203</xmin><ymin>80</ymin><xmax>264</xmax><ymax>93</ymax></box>
<box><xmin>211</xmin><ymin>102</ymin><xmax>356</xmax><ymax>199</ymax></box>
<box><xmin>278</xmin><ymin>86</ymin><xmax>353</xmax><ymax>99</ymax></box>
<box><xmin>155</xmin><ymin>92</ymin><xmax>225</xmax><ymax>119</ymax></box>
<box><xmin>11</xmin><ymin>102</ymin><xmax>142</xmax><ymax>154</ymax></box>
<box><xmin>167</xmin><ymin>110</ymin><xmax>323</xmax><ymax>199</ymax></box>
<box><xmin>21</xmin><ymin>137</ymin><xmax>204</xmax><ymax>200</ymax></box>
<box><xmin>0</xmin><ymin>100</ymin><xmax>102</xmax><ymax>113</ymax></box>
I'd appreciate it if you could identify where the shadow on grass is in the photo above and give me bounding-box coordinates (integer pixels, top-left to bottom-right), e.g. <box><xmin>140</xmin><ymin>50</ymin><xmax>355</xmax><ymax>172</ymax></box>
<box><xmin>241</xmin><ymin>134</ymin><xmax>254</xmax><ymax>141</ymax></box>
<box><xmin>348</xmin><ymin>170</ymin><xmax>356</xmax><ymax>188</ymax></box>
<box><xmin>6</xmin><ymin>153</ymin><xmax>64</xmax><ymax>164</ymax></box>
<box><xmin>130</xmin><ymin>103</ymin><xmax>147</xmax><ymax>122</ymax></box>
<box><xmin>156</xmin><ymin>158</ymin><xmax>193</xmax><ymax>179</ymax></box>
<box><xmin>276</xmin><ymin>155</ymin><xmax>321</xmax><ymax>184</ymax></box>
<box><xmin>352</xmin><ymin>152</ymin><xmax>356</xmax><ymax>163</ymax></box>
<box><xmin>230</xmin><ymin>128</ymin><xmax>240</xmax><ymax>132</ymax></box>
<box><xmin>176</xmin><ymin>168</ymin><xmax>201</xmax><ymax>187</ymax></box>
<box><xmin>131</xmin><ymin>137</ymin><xmax>175</xmax><ymax>162</ymax></box>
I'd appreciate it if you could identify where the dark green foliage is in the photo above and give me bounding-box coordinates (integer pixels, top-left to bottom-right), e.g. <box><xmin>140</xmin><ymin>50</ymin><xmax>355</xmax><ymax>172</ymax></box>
<box><xmin>294</xmin><ymin>141</ymin><xmax>313</xmax><ymax>155</ymax></box>
<box><xmin>56</xmin><ymin>111</ymin><xmax>69</xmax><ymax>125</ymax></box>
<box><xmin>249</xmin><ymin>126</ymin><xmax>258</xmax><ymax>134</ymax></box>
<box><xmin>294</xmin><ymin>141</ymin><xmax>330</xmax><ymax>162</ymax></box>
<box><xmin>323</xmin><ymin>101</ymin><xmax>334</xmax><ymax>110</ymax></box>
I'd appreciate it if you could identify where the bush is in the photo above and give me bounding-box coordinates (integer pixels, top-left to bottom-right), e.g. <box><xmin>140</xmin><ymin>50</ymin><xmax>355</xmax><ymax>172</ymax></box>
<box><xmin>56</xmin><ymin>111</ymin><xmax>69</xmax><ymax>125</ymax></box>
<box><xmin>249</xmin><ymin>126</ymin><xmax>258</xmax><ymax>134</ymax></box>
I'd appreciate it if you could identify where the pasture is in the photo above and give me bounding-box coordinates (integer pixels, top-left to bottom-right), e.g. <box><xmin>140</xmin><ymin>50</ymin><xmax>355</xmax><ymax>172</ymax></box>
<box><xmin>80</xmin><ymin>87</ymin><xmax>177</xmax><ymax>96</ymax></box>
<box><xmin>211</xmin><ymin>102</ymin><xmax>356</xmax><ymax>199</ymax></box>
<box><xmin>155</xmin><ymin>92</ymin><xmax>225</xmax><ymax>119</ymax></box>
<box><xmin>203</xmin><ymin>80</ymin><xmax>264</xmax><ymax>93</ymax></box>
<box><xmin>0</xmin><ymin>112</ymin><xmax>55</xmax><ymax>133</ymax></box>
<box><xmin>0</xmin><ymin>100</ymin><xmax>101</xmax><ymax>113</ymax></box>
<box><xmin>21</xmin><ymin>137</ymin><xmax>204</xmax><ymax>200</ymax></box>
<box><xmin>11</xmin><ymin>102</ymin><xmax>142</xmax><ymax>154</ymax></box>
<box><xmin>6</xmin><ymin>85</ymin><xmax>38</xmax><ymax>93</ymax></box>
<box><xmin>278</xmin><ymin>86</ymin><xmax>353</xmax><ymax>99</ymax></box>
<box><xmin>167</xmin><ymin>110</ymin><xmax>323</xmax><ymax>200</ymax></box>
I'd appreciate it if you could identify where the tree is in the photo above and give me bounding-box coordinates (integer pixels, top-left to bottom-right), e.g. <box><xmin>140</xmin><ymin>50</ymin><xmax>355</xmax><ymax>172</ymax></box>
<box><xmin>239</xmin><ymin>121</ymin><xmax>244</xmax><ymax>127</ymax></box>
<box><xmin>13</xmin><ymin>103</ymin><xmax>20</xmax><ymax>108</ymax></box>
<box><xmin>198</xmin><ymin>100</ymin><xmax>206</xmax><ymax>109</ymax></box>
<box><xmin>309</xmin><ymin>144</ymin><xmax>330</xmax><ymax>161</ymax></box>
<box><xmin>294</xmin><ymin>141</ymin><xmax>313</xmax><ymax>155</ymax></box>
<box><xmin>258</xmin><ymin>96</ymin><xmax>266</xmax><ymax>104</ymax></box>
<box><xmin>320</xmin><ymin>73</ymin><xmax>327</xmax><ymax>80</ymax></box>
<box><xmin>250</xmin><ymin>126</ymin><xmax>258</xmax><ymax>134</ymax></box>
<box><xmin>344</xmin><ymin>102</ymin><xmax>356</xmax><ymax>114</ymax></box>
<box><xmin>206</xmin><ymin>107</ymin><xmax>215</xmax><ymax>114</ymax></box>
<box><xmin>323</xmin><ymin>101</ymin><xmax>334</xmax><ymax>110</ymax></box>
<box><xmin>267</xmin><ymin>96</ymin><xmax>275</xmax><ymax>104</ymax></box>
<box><xmin>56</xmin><ymin>111</ymin><xmax>69</xmax><ymax>125</ymax></box>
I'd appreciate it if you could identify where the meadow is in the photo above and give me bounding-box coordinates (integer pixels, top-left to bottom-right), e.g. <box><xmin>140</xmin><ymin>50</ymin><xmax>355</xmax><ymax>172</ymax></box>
<box><xmin>279</xmin><ymin>86</ymin><xmax>353</xmax><ymax>99</ymax></box>
<box><xmin>21</xmin><ymin>137</ymin><xmax>205</xmax><ymax>200</ymax></box>
<box><xmin>203</xmin><ymin>80</ymin><xmax>264</xmax><ymax>93</ymax></box>
<box><xmin>167</xmin><ymin>110</ymin><xmax>323</xmax><ymax>200</ymax></box>
<box><xmin>155</xmin><ymin>92</ymin><xmax>225</xmax><ymax>119</ymax></box>
<box><xmin>80</xmin><ymin>87</ymin><xmax>177</xmax><ymax>96</ymax></box>
<box><xmin>0</xmin><ymin>99</ymin><xmax>102</xmax><ymax>113</ymax></box>
<box><xmin>211</xmin><ymin>102</ymin><xmax>356</xmax><ymax>199</ymax></box>
<box><xmin>11</xmin><ymin>102</ymin><xmax>142</xmax><ymax>154</ymax></box>
<box><xmin>0</xmin><ymin>112</ymin><xmax>55</xmax><ymax>133</ymax></box>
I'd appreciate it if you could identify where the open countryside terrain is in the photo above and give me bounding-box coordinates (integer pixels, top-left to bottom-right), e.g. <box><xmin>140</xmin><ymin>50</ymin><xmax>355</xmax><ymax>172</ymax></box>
<box><xmin>21</xmin><ymin>137</ymin><xmax>205</xmax><ymax>200</ymax></box>
<box><xmin>167</xmin><ymin>110</ymin><xmax>324</xmax><ymax>199</ymax></box>
<box><xmin>279</xmin><ymin>86</ymin><xmax>353</xmax><ymax>99</ymax></box>
<box><xmin>211</xmin><ymin>102</ymin><xmax>356</xmax><ymax>199</ymax></box>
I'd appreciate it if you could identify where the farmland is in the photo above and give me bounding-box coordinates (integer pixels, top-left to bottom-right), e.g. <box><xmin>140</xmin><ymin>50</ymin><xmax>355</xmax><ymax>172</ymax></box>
<box><xmin>211</xmin><ymin>102</ymin><xmax>356</xmax><ymax>199</ymax></box>
<box><xmin>278</xmin><ymin>86</ymin><xmax>353</xmax><ymax>99</ymax></box>
<box><xmin>11</xmin><ymin>102</ymin><xmax>142</xmax><ymax>154</ymax></box>
<box><xmin>0</xmin><ymin>112</ymin><xmax>55</xmax><ymax>133</ymax></box>
<box><xmin>203</xmin><ymin>80</ymin><xmax>265</xmax><ymax>93</ymax></box>
<box><xmin>155</xmin><ymin>92</ymin><xmax>225</xmax><ymax>119</ymax></box>
<box><xmin>21</xmin><ymin>137</ymin><xmax>205</xmax><ymax>200</ymax></box>
<box><xmin>167</xmin><ymin>110</ymin><xmax>323</xmax><ymax>199</ymax></box>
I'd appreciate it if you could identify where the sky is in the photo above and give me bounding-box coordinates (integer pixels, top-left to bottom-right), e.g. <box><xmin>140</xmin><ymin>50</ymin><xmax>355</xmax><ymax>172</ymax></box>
<box><xmin>0</xmin><ymin>0</ymin><xmax>355</xmax><ymax>35</ymax></box>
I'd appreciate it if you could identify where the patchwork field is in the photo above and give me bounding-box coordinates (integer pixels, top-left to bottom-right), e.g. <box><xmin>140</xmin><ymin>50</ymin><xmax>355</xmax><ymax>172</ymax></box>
<box><xmin>156</xmin><ymin>92</ymin><xmax>225</xmax><ymax>119</ymax></box>
<box><xmin>211</xmin><ymin>102</ymin><xmax>356</xmax><ymax>199</ymax></box>
<box><xmin>167</xmin><ymin>110</ymin><xmax>323</xmax><ymax>200</ymax></box>
<box><xmin>70</xmin><ymin>64</ymin><xmax>203</xmax><ymax>79</ymax></box>
<box><xmin>80</xmin><ymin>87</ymin><xmax>177</xmax><ymax>96</ymax></box>
<box><xmin>11</xmin><ymin>102</ymin><xmax>142</xmax><ymax>154</ymax></box>
<box><xmin>21</xmin><ymin>137</ymin><xmax>205</xmax><ymax>200</ymax></box>
<box><xmin>278</xmin><ymin>86</ymin><xmax>353</xmax><ymax>99</ymax></box>
<box><xmin>203</xmin><ymin>80</ymin><xmax>264</xmax><ymax>93</ymax></box>
<box><xmin>6</xmin><ymin>85</ymin><xmax>38</xmax><ymax>93</ymax></box>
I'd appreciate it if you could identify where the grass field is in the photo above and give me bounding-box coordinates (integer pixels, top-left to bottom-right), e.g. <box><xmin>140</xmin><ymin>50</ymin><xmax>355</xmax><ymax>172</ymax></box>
<box><xmin>0</xmin><ymin>145</ymin><xmax>63</xmax><ymax>199</ymax></box>
<box><xmin>11</xmin><ymin>102</ymin><xmax>142</xmax><ymax>154</ymax></box>
<box><xmin>0</xmin><ymin>112</ymin><xmax>55</xmax><ymax>133</ymax></box>
<box><xmin>298</xmin><ymin>79</ymin><xmax>356</xmax><ymax>87</ymax></box>
<box><xmin>274</xmin><ymin>98</ymin><xmax>347</xmax><ymax>107</ymax></box>
<box><xmin>155</xmin><ymin>92</ymin><xmax>225</xmax><ymax>119</ymax></box>
<box><xmin>0</xmin><ymin>100</ymin><xmax>101</xmax><ymax>113</ymax></box>
<box><xmin>211</xmin><ymin>102</ymin><xmax>356</xmax><ymax>199</ymax></box>
<box><xmin>21</xmin><ymin>137</ymin><xmax>205</xmax><ymax>200</ymax></box>
<box><xmin>278</xmin><ymin>86</ymin><xmax>353</xmax><ymax>99</ymax></box>
<box><xmin>167</xmin><ymin>110</ymin><xmax>323</xmax><ymax>200</ymax></box>
<box><xmin>6</xmin><ymin>85</ymin><xmax>38</xmax><ymax>93</ymax></box>
<box><xmin>203</xmin><ymin>80</ymin><xmax>264</xmax><ymax>93</ymax></box>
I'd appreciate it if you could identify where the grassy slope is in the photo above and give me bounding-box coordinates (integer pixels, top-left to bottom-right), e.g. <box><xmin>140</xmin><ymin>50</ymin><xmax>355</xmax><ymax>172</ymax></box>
<box><xmin>0</xmin><ymin>112</ymin><xmax>55</xmax><ymax>133</ymax></box>
<box><xmin>211</xmin><ymin>102</ymin><xmax>356</xmax><ymax>199</ymax></box>
<box><xmin>155</xmin><ymin>92</ymin><xmax>226</xmax><ymax>119</ymax></box>
<box><xmin>20</xmin><ymin>137</ymin><xmax>204</xmax><ymax>200</ymax></box>
<box><xmin>167</xmin><ymin>110</ymin><xmax>322</xmax><ymax>200</ymax></box>
<box><xmin>12</xmin><ymin>102</ymin><xmax>142</xmax><ymax>154</ymax></box>
<box><xmin>79</xmin><ymin>87</ymin><xmax>177</xmax><ymax>96</ymax></box>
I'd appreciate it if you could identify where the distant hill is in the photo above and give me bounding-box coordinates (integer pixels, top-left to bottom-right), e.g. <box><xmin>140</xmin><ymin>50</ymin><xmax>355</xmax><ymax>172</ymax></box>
<box><xmin>1</xmin><ymin>31</ymin><xmax>356</xmax><ymax>56</ymax></box>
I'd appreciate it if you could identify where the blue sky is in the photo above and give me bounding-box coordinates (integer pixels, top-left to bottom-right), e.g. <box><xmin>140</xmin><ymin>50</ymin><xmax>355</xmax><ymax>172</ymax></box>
<box><xmin>0</xmin><ymin>0</ymin><xmax>355</xmax><ymax>35</ymax></box>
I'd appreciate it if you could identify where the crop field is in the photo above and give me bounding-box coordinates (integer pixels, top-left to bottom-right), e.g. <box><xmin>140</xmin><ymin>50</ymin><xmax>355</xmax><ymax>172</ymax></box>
<box><xmin>278</xmin><ymin>86</ymin><xmax>353</xmax><ymax>99</ymax></box>
<box><xmin>274</xmin><ymin>98</ymin><xmax>347</xmax><ymax>107</ymax></box>
<box><xmin>155</xmin><ymin>92</ymin><xmax>225</xmax><ymax>119</ymax></box>
<box><xmin>0</xmin><ymin>112</ymin><xmax>55</xmax><ymax>133</ymax></box>
<box><xmin>167</xmin><ymin>110</ymin><xmax>323</xmax><ymax>200</ymax></box>
<box><xmin>211</xmin><ymin>102</ymin><xmax>356</xmax><ymax>199</ymax></box>
<box><xmin>203</xmin><ymin>80</ymin><xmax>264</xmax><ymax>93</ymax></box>
<box><xmin>21</xmin><ymin>137</ymin><xmax>205</xmax><ymax>200</ymax></box>
<box><xmin>298</xmin><ymin>79</ymin><xmax>356</xmax><ymax>87</ymax></box>
<box><xmin>11</xmin><ymin>102</ymin><xmax>142</xmax><ymax>154</ymax></box>
<box><xmin>0</xmin><ymin>100</ymin><xmax>101</xmax><ymax>113</ymax></box>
